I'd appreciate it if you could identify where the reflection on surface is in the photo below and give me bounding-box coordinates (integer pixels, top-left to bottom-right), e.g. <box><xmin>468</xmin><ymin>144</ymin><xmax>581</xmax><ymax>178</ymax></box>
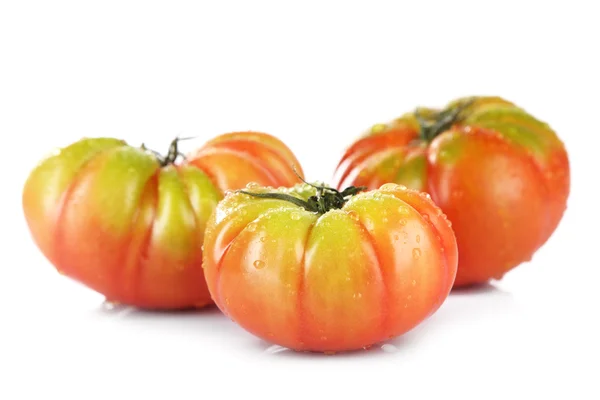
<box><xmin>93</xmin><ymin>281</ymin><xmax>519</xmax><ymax>359</ymax></box>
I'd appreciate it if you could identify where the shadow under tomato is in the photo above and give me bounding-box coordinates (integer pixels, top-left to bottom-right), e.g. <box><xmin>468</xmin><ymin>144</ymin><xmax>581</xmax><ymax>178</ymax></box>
<box><xmin>450</xmin><ymin>281</ymin><xmax>506</xmax><ymax>295</ymax></box>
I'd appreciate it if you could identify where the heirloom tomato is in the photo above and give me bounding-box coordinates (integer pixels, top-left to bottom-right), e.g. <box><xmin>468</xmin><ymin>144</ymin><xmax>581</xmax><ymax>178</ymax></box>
<box><xmin>22</xmin><ymin>131</ymin><xmax>303</xmax><ymax>309</ymax></box>
<box><xmin>202</xmin><ymin>181</ymin><xmax>458</xmax><ymax>352</ymax></box>
<box><xmin>333</xmin><ymin>96</ymin><xmax>570</xmax><ymax>287</ymax></box>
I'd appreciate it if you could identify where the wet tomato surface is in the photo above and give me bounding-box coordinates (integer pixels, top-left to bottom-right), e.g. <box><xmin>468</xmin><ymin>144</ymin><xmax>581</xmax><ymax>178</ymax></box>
<box><xmin>22</xmin><ymin>132</ymin><xmax>303</xmax><ymax>309</ymax></box>
<box><xmin>333</xmin><ymin>96</ymin><xmax>570</xmax><ymax>287</ymax></box>
<box><xmin>202</xmin><ymin>182</ymin><xmax>457</xmax><ymax>352</ymax></box>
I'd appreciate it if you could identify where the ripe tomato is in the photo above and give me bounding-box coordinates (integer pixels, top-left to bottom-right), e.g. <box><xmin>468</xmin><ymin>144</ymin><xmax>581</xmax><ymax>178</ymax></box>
<box><xmin>186</xmin><ymin>131</ymin><xmax>304</xmax><ymax>192</ymax></box>
<box><xmin>22</xmin><ymin>131</ymin><xmax>303</xmax><ymax>309</ymax></box>
<box><xmin>333</xmin><ymin>96</ymin><xmax>570</xmax><ymax>287</ymax></box>
<box><xmin>202</xmin><ymin>182</ymin><xmax>457</xmax><ymax>352</ymax></box>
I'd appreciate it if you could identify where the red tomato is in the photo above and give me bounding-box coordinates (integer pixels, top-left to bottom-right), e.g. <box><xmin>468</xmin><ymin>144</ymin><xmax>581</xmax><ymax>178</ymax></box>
<box><xmin>203</xmin><ymin>182</ymin><xmax>457</xmax><ymax>352</ymax></box>
<box><xmin>333</xmin><ymin>96</ymin><xmax>570</xmax><ymax>287</ymax></box>
<box><xmin>22</xmin><ymin>132</ymin><xmax>303</xmax><ymax>309</ymax></box>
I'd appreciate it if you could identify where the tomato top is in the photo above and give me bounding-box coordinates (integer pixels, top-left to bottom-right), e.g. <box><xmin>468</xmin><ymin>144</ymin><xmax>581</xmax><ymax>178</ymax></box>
<box><xmin>335</xmin><ymin>96</ymin><xmax>567</xmax><ymax>191</ymax></box>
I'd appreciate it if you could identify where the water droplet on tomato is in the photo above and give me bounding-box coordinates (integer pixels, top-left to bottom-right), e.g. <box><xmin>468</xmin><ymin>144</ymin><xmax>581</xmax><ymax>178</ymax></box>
<box><xmin>452</xmin><ymin>189</ymin><xmax>463</xmax><ymax>199</ymax></box>
<box><xmin>399</xmin><ymin>219</ymin><xmax>407</xmax><ymax>226</ymax></box>
<box><xmin>412</xmin><ymin>248</ymin><xmax>421</xmax><ymax>259</ymax></box>
<box><xmin>290</xmin><ymin>212</ymin><xmax>301</xmax><ymax>220</ymax></box>
<box><xmin>253</xmin><ymin>260</ymin><xmax>266</xmax><ymax>269</ymax></box>
<box><xmin>382</xmin><ymin>217</ymin><xmax>388</xmax><ymax>223</ymax></box>
<box><xmin>411</xmin><ymin>279</ymin><xmax>417</xmax><ymax>286</ymax></box>
<box><xmin>407</xmin><ymin>294</ymin><xmax>412</xmax><ymax>300</ymax></box>
<box><xmin>259</xmin><ymin>236</ymin><xmax>266</xmax><ymax>242</ymax></box>
<box><xmin>422</xmin><ymin>213</ymin><xmax>430</xmax><ymax>222</ymax></box>
<box><xmin>373</xmin><ymin>192</ymin><xmax>382</xmax><ymax>200</ymax></box>
<box><xmin>346</xmin><ymin>210</ymin><xmax>359</xmax><ymax>221</ymax></box>
<box><xmin>247</xmin><ymin>223</ymin><xmax>257</xmax><ymax>232</ymax></box>
<box><xmin>246</xmin><ymin>182</ymin><xmax>260</xmax><ymax>190</ymax></box>
<box><xmin>225</xmin><ymin>298</ymin><xmax>231</xmax><ymax>305</ymax></box>
<box><xmin>267</xmin><ymin>332</ymin><xmax>274</xmax><ymax>337</ymax></box>
<box><xmin>353</xmin><ymin>292</ymin><xmax>363</xmax><ymax>299</ymax></box>
<box><xmin>393</xmin><ymin>234</ymin><xmax>399</xmax><ymax>241</ymax></box>
<box><xmin>320</xmin><ymin>336</ymin><xmax>328</xmax><ymax>341</ymax></box>
<box><xmin>398</xmin><ymin>206</ymin><xmax>409</xmax><ymax>215</ymax></box>
<box><xmin>416</xmin><ymin>234</ymin><xmax>421</xmax><ymax>243</ymax></box>
<box><xmin>240</xmin><ymin>208</ymin><xmax>248</xmax><ymax>216</ymax></box>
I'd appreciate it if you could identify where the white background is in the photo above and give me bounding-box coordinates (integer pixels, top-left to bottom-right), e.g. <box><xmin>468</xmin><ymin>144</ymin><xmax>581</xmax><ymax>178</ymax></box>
<box><xmin>1</xmin><ymin>1</ymin><xmax>599</xmax><ymax>399</ymax></box>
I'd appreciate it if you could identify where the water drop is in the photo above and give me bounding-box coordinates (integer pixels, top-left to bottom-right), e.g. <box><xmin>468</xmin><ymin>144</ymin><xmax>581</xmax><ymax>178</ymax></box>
<box><xmin>225</xmin><ymin>298</ymin><xmax>231</xmax><ymax>305</ymax></box>
<box><xmin>253</xmin><ymin>260</ymin><xmax>266</xmax><ymax>269</ymax></box>
<box><xmin>373</xmin><ymin>192</ymin><xmax>382</xmax><ymax>200</ymax></box>
<box><xmin>259</xmin><ymin>236</ymin><xmax>266</xmax><ymax>242</ymax></box>
<box><xmin>382</xmin><ymin>217</ymin><xmax>388</xmax><ymax>223</ymax></box>
<box><xmin>422</xmin><ymin>213</ymin><xmax>430</xmax><ymax>221</ymax></box>
<box><xmin>411</xmin><ymin>279</ymin><xmax>417</xmax><ymax>286</ymax></box>
<box><xmin>247</xmin><ymin>223</ymin><xmax>257</xmax><ymax>232</ymax></box>
<box><xmin>346</xmin><ymin>210</ymin><xmax>359</xmax><ymax>221</ymax></box>
<box><xmin>393</xmin><ymin>234</ymin><xmax>399</xmax><ymax>241</ymax></box>
<box><xmin>416</xmin><ymin>234</ymin><xmax>421</xmax><ymax>243</ymax></box>
<box><xmin>240</xmin><ymin>208</ymin><xmax>248</xmax><ymax>216</ymax></box>
<box><xmin>320</xmin><ymin>336</ymin><xmax>328</xmax><ymax>341</ymax></box>
<box><xmin>412</xmin><ymin>248</ymin><xmax>421</xmax><ymax>260</ymax></box>
<box><xmin>398</xmin><ymin>206</ymin><xmax>409</xmax><ymax>215</ymax></box>
<box><xmin>246</xmin><ymin>182</ymin><xmax>260</xmax><ymax>190</ymax></box>
<box><xmin>290</xmin><ymin>211</ymin><xmax>301</xmax><ymax>220</ymax></box>
<box><xmin>399</xmin><ymin>219</ymin><xmax>407</xmax><ymax>226</ymax></box>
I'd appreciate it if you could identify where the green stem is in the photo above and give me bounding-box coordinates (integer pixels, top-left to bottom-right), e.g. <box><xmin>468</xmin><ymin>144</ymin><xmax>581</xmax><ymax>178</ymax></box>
<box><xmin>238</xmin><ymin>182</ymin><xmax>367</xmax><ymax>214</ymax></box>
<box><xmin>141</xmin><ymin>136</ymin><xmax>197</xmax><ymax>167</ymax></box>
<box><xmin>416</xmin><ymin>98</ymin><xmax>475</xmax><ymax>141</ymax></box>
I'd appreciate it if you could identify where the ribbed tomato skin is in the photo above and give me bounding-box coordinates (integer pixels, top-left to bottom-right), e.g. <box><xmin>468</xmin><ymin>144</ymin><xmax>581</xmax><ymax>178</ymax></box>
<box><xmin>22</xmin><ymin>132</ymin><xmax>304</xmax><ymax>309</ymax></box>
<box><xmin>333</xmin><ymin>96</ymin><xmax>570</xmax><ymax>287</ymax></box>
<box><xmin>203</xmin><ymin>183</ymin><xmax>457</xmax><ymax>352</ymax></box>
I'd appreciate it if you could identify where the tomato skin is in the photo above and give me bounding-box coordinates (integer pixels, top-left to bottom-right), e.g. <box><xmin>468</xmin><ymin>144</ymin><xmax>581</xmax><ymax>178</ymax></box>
<box><xmin>202</xmin><ymin>183</ymin><xmax>457</xmax><ymax>352</ymax></box>
<box><xmin>22</xmin><ymin>132</ymin><xmax>303</xmax><ymax>309</ymax></box>
<box><xmin>333</xmin><ymin>96</ymin><xmax>570</xmax><ymax>287</ymax></box>
<box><xmin>186</xmin><ymin>131</ymin><xmax>304</xmax><ymax>193</ymax></box>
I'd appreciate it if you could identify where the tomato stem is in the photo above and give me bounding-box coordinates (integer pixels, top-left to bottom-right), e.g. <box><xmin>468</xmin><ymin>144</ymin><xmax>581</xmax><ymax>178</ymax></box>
<box><xmin>238</xmin><ymin>169</ymin><xmax>367</xmax><ymax>214</ymax></box>
<box><xmin>416</xmin><ymin>98</ymin><xmax>475</xmax><ymax>141</ymax></box>
<box><xmin>141</xmin><ymin>136</ymin><xmax>197</xmax><ymax>167</ymax></box>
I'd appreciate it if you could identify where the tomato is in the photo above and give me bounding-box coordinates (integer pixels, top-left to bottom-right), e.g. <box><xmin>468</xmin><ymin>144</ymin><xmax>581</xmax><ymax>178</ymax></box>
<box><xmin>202</xmin><ymin>181</ymin><xmax>457</xmax><ymax>352</ymax></box>
<box><xmin>186</xmin><ymin>131</ymin><xmax>304</xmax><ymax>192</ymax></box>
<box><xmin>333</xmin><ymin>96</ymin><xmax>570</xmax><ymax>287</ymax></box>
<box><xmin>22</xmin><ymin>131</ymin><xmax>303</xmax><ymax>309</ymax></box>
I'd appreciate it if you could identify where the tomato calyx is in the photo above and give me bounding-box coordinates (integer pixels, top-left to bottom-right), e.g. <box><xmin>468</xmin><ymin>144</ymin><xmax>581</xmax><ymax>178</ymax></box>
<box><xmin>141</xmin><ymin>136</ymin><xmax>196</xmax><ymax>167</ymax></box>
<box><xmin>239</xmin><ymin>183</ymin><xmax>367</xmax><ymax>214</ymax></box>
<box><xmin>415</xmin><ymin>98</ymin><xmax>474</xmax><ymax>141</ymax></box>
